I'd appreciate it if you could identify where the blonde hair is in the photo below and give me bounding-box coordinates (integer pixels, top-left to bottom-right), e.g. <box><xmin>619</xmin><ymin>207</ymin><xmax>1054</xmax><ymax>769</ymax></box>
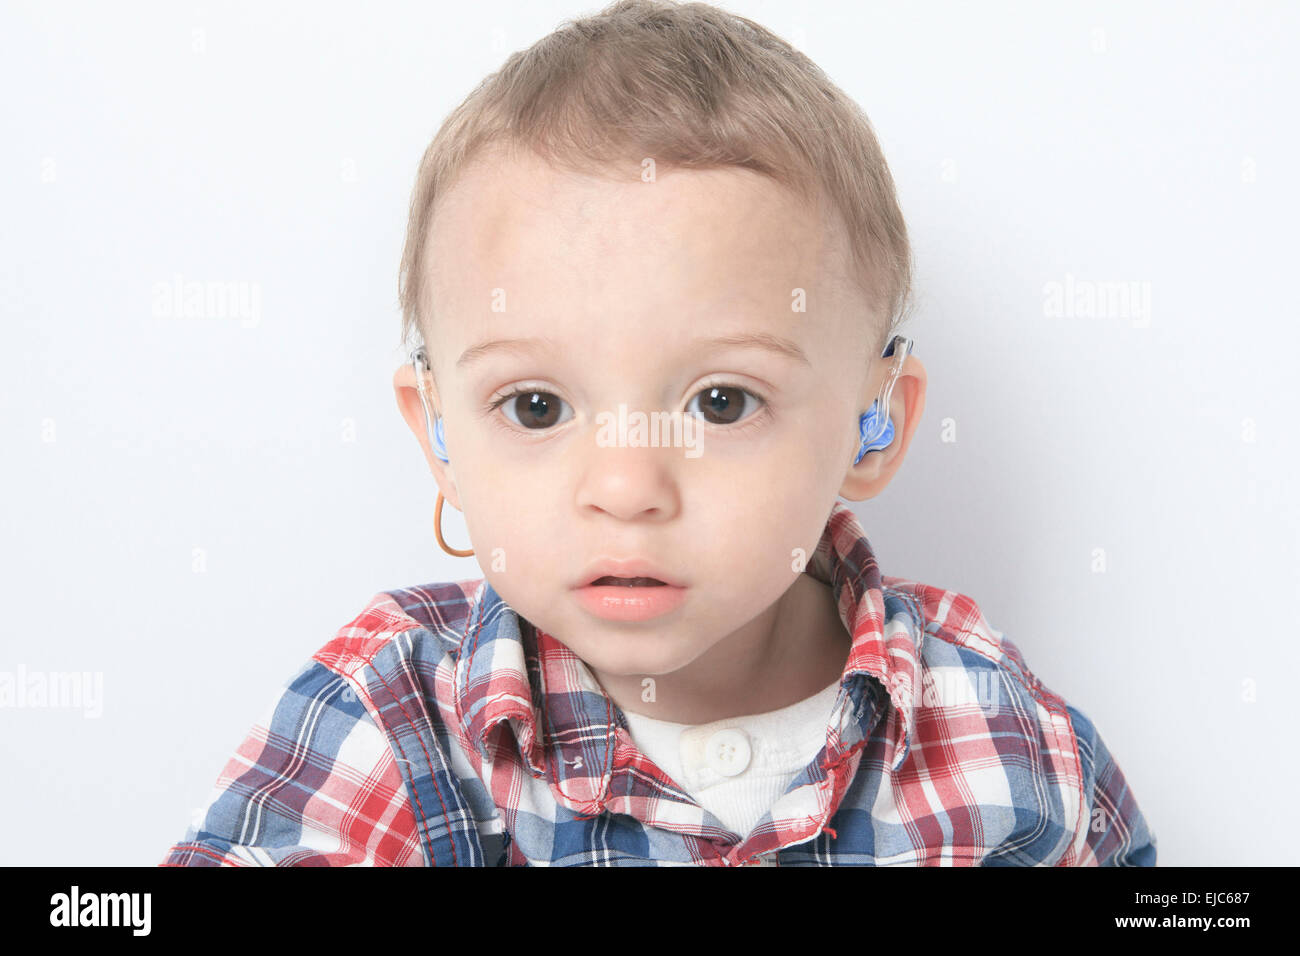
<box><xmin>398</xmin><ymin>0</ymin><xmax>913</xmax><ymax>361</ymax></box>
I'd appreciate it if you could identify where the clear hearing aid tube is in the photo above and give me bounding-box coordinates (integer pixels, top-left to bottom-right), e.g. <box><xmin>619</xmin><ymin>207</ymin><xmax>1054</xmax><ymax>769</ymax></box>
<box><xmin>862</xmin><ymin>334</ymin><xmax>914</xmax><ymax>448</ymax></box>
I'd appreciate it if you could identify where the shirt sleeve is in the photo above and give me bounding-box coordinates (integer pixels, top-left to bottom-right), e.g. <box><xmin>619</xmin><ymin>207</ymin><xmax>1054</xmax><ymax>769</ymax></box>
<box><xmin>159</xmin><ymin>659</ymin><xmax>426</xmax><ymax>866</ymax></box>
<box><xmin>1060</xmin><ymin>702</ymin><xmax>1157</xmax><ymax>866</ymax></box>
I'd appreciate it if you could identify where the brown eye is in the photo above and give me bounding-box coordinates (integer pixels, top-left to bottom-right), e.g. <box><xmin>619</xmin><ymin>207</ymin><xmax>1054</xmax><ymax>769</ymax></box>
<box><xmin>687</xmin><ymin>385</ymin><xmax>761</xmax><ymax>426</ymax></box>
<box><xmin>501</xmin><ymin>390</ymin><xmax>572</xmax><ymax>430</ymax></box>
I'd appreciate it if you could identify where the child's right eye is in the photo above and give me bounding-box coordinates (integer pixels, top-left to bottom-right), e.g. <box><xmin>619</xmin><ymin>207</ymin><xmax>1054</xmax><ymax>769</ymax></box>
<box><xmin>494</xmin><ymin>388</ymin><xmax>574</xmax><ymax>430</ymax></box>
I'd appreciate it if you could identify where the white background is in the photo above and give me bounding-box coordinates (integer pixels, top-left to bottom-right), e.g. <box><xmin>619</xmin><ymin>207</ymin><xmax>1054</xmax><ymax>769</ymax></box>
<box><xmin>2</xmin><ymin>0</ymin><xmax>1295</xmax><ymax>866</ymax></box>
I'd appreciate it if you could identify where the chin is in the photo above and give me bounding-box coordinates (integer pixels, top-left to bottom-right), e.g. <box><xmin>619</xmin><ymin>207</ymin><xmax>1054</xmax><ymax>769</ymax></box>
<box><xmin>572</xmin><ymin>639</ymin><xmax>696</xmax><ymax>679</ymax></box>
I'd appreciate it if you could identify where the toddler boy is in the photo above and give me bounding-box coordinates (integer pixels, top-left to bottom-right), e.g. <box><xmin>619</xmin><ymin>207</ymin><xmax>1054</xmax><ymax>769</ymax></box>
<box><xmin>161</xmin><ymin>0</ymin><xmax>1155</xmax><ymax>866</ymax></box>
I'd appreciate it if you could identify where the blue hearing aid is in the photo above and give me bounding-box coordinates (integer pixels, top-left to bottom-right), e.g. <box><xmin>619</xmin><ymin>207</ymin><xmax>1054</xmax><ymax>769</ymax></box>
<box><xmin>854</xmin><ymin>334</ymin><xmax>913</xmax><ymax>465</ymax></box>
<box><xmin>411</xmin><ymin>348</ymin><xmax>452</xmax><ymax>463</ymax></box>
<box><xmin>432</xmin><ymin>414</ymin><xmax>450</xmax><ymax>463</ymax></box>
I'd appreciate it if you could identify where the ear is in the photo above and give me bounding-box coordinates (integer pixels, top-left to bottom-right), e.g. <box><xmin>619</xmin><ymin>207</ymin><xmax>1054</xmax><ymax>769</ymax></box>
<box><xmin>838</xmin><ymin>354</ymin><xmax>927</xmax><ymax>501</ymax></box>
<box><xmin>392</xmin><ymin>363</ymin><xmax>463</xmax><ymax>511</ymax></box>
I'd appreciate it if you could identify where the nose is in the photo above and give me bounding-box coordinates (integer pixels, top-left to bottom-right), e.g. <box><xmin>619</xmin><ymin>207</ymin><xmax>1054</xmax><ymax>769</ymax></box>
<box><xmin>573</xmin><ymin>443</ymin><xmax>682</xmax><ymax>523</ymax></box>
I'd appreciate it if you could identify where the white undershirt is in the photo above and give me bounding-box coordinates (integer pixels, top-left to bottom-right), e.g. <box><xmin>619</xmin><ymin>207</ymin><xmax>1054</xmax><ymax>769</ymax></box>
<box><xmin>619</xmin><ymin>677</ymin><xmax>843</xmax><ymax>838</ymax></box>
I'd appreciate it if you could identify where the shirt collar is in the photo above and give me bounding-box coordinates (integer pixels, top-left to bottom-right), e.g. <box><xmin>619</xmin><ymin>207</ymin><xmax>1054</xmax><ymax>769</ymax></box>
<box><xmin>452</xmin><ymin>500</ymin><xmax>921</xmax><ymax>811</ymax></box>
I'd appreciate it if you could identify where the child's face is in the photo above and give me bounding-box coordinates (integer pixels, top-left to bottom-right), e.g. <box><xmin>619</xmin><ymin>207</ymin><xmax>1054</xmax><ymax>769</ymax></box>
<box><xmin>396</xmin><ymin>145</ymin><xmax>923</xmax><ymax>681</ymax></box>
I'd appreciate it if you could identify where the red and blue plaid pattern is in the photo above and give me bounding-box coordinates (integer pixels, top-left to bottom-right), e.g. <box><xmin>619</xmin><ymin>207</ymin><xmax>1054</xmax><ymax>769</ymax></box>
<box><xmin>160</xmin><ymin>501</ymin><xmax>1155</xmax><ymax>866</ymax></box>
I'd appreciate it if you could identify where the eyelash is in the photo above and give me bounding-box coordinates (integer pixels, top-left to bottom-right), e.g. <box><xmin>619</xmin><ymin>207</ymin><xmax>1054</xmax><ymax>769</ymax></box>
<box><xmin>483</xmin><ymin>379</ymin><xmax>771</xmax><ymax>436</ymax></box>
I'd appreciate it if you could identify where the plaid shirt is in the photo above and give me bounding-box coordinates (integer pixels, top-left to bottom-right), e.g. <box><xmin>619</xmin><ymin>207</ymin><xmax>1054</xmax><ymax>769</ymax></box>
<box><xmin>160</xmin><ymin>501</ymin><xmax>1156</xmax><ymax>866</ymax></box>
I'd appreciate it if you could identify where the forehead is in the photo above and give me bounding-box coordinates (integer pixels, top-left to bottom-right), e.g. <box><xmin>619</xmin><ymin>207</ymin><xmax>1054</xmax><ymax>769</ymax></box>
<box><xmin>424</xmin><ymin>145</ymin><xmax>854</xmax><ymax>323</ymax></box>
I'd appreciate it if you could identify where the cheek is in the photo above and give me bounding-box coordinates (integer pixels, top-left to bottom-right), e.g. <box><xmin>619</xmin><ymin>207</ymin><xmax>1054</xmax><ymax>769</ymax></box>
<box><xmin>784</xmin><ymin>413</ymin><xmax>856</xmax><ymax>490</ymax></box>
<box><xmin>735</xmin><ymin>473</ymin><xmax>837</xmax><ymax>571</ymax></box>
<box><xmin>463</xmin><ymin>493</ymin><xmax>571</xmax><ymax>593</ymax></box>
<box><xmin>451</xmin><ymin>456</ymin><xmax>520</xmax><ymax>530</ymax></box>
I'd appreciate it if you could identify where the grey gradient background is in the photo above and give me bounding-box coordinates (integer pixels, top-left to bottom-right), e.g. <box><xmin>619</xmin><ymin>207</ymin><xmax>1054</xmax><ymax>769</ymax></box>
<box><xmin>1</xmin><ymin>0</ymin><xmax>1296</xmax><ymax>866</ymax></box>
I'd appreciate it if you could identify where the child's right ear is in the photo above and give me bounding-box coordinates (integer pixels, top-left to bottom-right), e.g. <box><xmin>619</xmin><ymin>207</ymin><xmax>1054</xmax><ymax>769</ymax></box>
<box><xmin>392</xmin><ymin>365</ymin><xmax>461</xmax><ymax>509</ymax></box>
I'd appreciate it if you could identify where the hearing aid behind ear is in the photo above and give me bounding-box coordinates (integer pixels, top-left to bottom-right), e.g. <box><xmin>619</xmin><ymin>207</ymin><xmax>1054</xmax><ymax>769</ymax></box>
<box><xmin>411</xmin><ymin>348</ymin><xmax>452</xmax><ymax>464</ymax></box>
<box><xmin>431</xmin><ymin>415</ymin><xmax>449</xmax><ymax>463</ymax></box>
<box><xmin>854</xmin><ymin>335</ymin><xmax>913</xmax><ymax>465</ymax></box>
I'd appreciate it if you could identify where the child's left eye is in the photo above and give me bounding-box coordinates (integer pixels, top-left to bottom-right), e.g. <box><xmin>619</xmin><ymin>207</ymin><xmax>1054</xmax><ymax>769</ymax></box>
<box><xmin>686</xmin><ymin>385</ymin><xmax>764</xmax><ymax>425</ymax></box>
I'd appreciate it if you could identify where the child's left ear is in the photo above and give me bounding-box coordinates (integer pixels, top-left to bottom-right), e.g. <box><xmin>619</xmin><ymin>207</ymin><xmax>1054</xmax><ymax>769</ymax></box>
<box><xmin>838</xmin><ymin>355</ymin><xmax>926</xmax><ymax>501</ymax></box>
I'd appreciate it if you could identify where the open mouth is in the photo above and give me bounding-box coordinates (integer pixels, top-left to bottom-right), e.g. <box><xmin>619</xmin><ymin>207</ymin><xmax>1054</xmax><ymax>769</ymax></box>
<box><xmin>589</xmin><ymin>576</ymin><xmax>667</xmax><ymax>587</ymax></box>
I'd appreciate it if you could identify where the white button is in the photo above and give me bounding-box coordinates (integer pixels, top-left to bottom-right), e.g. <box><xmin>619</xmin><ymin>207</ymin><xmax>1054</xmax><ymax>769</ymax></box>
<box><xmin>705</xmin><ymin>728</ymin><xmax>752</xmax><ymax>777</ymax></box>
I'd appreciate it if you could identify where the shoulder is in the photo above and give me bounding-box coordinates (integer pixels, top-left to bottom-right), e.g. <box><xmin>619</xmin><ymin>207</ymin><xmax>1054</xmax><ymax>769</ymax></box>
<box><xmin>877</xmin><ymin>576</ymin><xmax>1079</xmax><ymax>740</ymax></box>
<box><xmin>879</xmin><ymin>575</ymin><xmax>1156</xmax><ymax>865</ymax></box>
<box><xmin>303</xmin><ymin>577</ymin><xmax>497</xmax><ymax>763</ymax></box>
<box><xmin>160</xmin><ymin>578</ymin><xmax>500</xmax><ymax>867</ymax></box>
<box><xmin>880</xmin><ymin>575</ymin><xmax>1067</xmax><ymax>713</ymax></box>
<box><xmin>878</xmin><ymin>575</ymin><xmax>1090</xmax><ymax>863</ymax></box>
<box><xmin>311</xmin><ymin>577</ymin><xmax>488</xmax><ymax>681</ymax></box>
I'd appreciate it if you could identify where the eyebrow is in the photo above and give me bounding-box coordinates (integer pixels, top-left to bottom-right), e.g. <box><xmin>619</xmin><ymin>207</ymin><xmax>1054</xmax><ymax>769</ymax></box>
<box><xmin>456</xmin><ymin>331</ymin><xmax>811</xmax><ymax>369</ymax></box>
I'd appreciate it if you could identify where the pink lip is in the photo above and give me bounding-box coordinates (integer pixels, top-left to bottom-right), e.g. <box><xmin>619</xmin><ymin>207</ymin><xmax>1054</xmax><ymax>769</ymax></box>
<box><xmin>572</xmin><ymin>583</ymin><xmax>688</xmax><ymax>622</ymax></box>
<box><xmin>574</xmin><ymin>557</ymin><xmax>685</xmax><ymax>589</ymax></box>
